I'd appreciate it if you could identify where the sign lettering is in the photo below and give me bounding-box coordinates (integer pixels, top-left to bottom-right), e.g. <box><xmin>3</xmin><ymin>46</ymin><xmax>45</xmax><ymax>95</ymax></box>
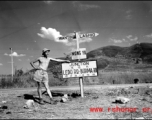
<box><xmin>62</xmin><ymin>61</ymin><xmax>98</xmax><ymax>78</ymax></box>
<box><xmin>72</xmin><ymin>48</ymin><xmax>87</xmax><ymax>60</ymax></box>
<box><xmin>59</xmin><ymin>36</ymin><xmax>68</xmax><ymax>40</ymax></box>
<box><xmin>79</xmin><ymin>33</ymin><xmax>99</xmax><ymax>39</ymax></box>
<box><xmin>58</xmin><ymin>33</ymin><xmax>76</xmax><ymax>40</ymax></box>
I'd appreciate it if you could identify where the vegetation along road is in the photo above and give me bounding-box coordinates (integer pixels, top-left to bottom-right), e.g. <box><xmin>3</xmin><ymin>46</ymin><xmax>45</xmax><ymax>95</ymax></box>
<box><xmin>1</xmin><ymin>83</ymin><xmax>152</xmax><ymax>93</ymax></box>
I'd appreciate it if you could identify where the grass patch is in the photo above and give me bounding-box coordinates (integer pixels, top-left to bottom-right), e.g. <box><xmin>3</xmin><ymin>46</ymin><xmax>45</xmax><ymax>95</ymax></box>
<box><xmin>0</xmin><ymin>69</ymin><xmax>152</xmax><ymax>89</ymax></box>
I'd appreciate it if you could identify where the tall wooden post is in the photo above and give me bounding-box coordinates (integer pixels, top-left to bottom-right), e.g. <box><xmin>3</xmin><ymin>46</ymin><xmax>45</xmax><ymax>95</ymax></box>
<box><xmin>75</xmin><ymin>32</ymin><xmax>84</xmax><ymax>98</ymax></box>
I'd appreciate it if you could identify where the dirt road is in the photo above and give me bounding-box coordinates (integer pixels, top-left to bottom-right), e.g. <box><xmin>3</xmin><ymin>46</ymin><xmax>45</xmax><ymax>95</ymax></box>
<box><xmin>1</xmin><ymin>83</ymin><xmax>152</xmax><ymax>119</ymax></box>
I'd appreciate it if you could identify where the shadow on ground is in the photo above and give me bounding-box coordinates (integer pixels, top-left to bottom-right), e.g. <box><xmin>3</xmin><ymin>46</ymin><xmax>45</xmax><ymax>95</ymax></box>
<box><xmin>17</xmin><ymin>91</ymin><xmax>81</xmax><ymax>104</ymax></box>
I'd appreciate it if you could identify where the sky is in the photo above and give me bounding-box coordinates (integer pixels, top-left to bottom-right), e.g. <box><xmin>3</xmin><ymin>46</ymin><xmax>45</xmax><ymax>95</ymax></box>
<box><xmin>0</xmin><ymin>1</ymin><xmax>152</xmax><ymax>74</ymax></box>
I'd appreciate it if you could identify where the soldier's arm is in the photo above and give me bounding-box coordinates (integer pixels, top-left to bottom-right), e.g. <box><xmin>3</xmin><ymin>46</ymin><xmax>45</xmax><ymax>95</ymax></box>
<box><xmin>49</xmin><ymin>57</ymin><xmax>70</xmax><ymax>62</ymax></box>
<box><xmin>30</xmin><ymin>59</ymin><xmax>41</xmax><ymax>69</ymax></box>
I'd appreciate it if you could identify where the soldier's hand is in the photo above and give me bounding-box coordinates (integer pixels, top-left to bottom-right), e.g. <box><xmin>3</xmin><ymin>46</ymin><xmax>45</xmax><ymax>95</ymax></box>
<box><xmin>65</xmin><ymin>60</ymin><xmax>70</xmax><ymax>63</ymax></box>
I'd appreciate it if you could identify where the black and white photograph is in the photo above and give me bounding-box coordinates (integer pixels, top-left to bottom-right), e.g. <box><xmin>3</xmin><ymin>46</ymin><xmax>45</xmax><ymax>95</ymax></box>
<box><xmin>0</xmin><ymin>0</ymin><xmax>152</xmax><ymax>119</ymax></box>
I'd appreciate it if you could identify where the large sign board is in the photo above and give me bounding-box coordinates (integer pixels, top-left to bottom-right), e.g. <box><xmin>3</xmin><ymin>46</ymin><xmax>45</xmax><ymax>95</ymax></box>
<box><xmin>62</xmin><ymin>60</ymin><xmax>98</xmax><ymax>78</ymax></box>
<box><xmin>72</xmin><ymin>48</ymin><xmax>87</xmax><ymax>60</ymax></box>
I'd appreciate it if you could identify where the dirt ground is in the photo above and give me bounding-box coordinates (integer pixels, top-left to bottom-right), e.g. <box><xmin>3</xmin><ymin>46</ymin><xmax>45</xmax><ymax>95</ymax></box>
<box><xmin>1</xmin><ymin>86</ymin><xmax>152</xmax><ymax>119</ymax></box>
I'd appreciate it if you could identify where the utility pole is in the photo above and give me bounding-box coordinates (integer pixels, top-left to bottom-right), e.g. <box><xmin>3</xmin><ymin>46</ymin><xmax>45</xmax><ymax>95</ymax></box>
<box><xmin>10</xmin><ymin>48</ymin><xmax>13</xmax><ymax>81</ymax></box>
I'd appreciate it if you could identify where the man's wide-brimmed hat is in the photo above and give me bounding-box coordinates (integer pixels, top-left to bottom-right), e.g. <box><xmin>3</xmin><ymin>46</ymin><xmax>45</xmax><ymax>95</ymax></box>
<box><xmin>42</xmin><ymin>48</ymin><xmax>50</xmax><ymax>53</ymax></box>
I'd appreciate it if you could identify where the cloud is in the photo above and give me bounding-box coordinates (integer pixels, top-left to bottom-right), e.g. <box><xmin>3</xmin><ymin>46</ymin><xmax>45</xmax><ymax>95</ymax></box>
<box><xmin>126</xmin><ymin>35</ymin><xmax>138</xmax><ymax>41</ymax></box>
<box><xmin>73</xmin><ymin>1</ymin><xmax>100</xmax><ymax>11</ymax></box>
<box><xmin>0</xmin><ymin>63</ymin><xmax>3</xmax><ymax>66</ymax></box>
<box><xmin>27</xmin><ymin>59</ymin><xmax>30</xmax><ymax>61</ymax></box>
<box><xmin>126</xmin><ymin>10</ymin><xmax>132</xmax><ymax>14</ymax></box>
<box><xmin>43</xmin><ymin>0</ymin><xmax>54</xmax><ymax>4</ymax></box>
<box><xmin>110</xmin><ymin>38</ymin><xmax>123</xmax><ymax>43</ymax></box>
<box><xmin>122</xmin><ymin>39</ymin><xmax>126</xmax><ymax>42</ymax></box>
<box><xmin>79</xmin><ymin>37</ymin><xmax>92</xmax><ymax>43</ymax></box>
<box><xmin>18</xmin><ymin>59</ymin><xmax>22</xmax><ymax>61</ymax></box>
<box><xmin>125</xmin><ymin>9</ymin><xmax>132</xmax><ymax>20</ymax></box>
<box><xmin>4</xmin><ymin>52</ymin><xmax>26</xmax><ymax>57</ymax></box>
<box><xmin>125</xmin><ymin>14</ymin><xmax>132</xmax><ymax>19</ymax></box>
<box><xmin>37</xmin><ymin>27</ymin><xmax>65</xmax><ymax>42</ymax></box>
<box><xmin>126</xmin><ymin>35</ymin><xmax>132</xmax><ymax>39</ymax></box>
<box><xmin>109</xmin><ymin>37</ymin><xmax>128</xmax><ymax>44</ymax></box>
<box><xmin>38</xmin><ymin>27</ymin><xmax>94</xmax><ymax>46</ymax></box>
<box><xmin>4</xmin><ymin>53</ymin><xmax>8</xmax><ymax>56</ymax></box>
<box><xmin>130</xmin><ymin>37</ymin><xmax>138</xmax><ymax>41</ymax></box>
<box><xmin>64</xmin><ymin>41</ymin><xmax>76</xmax><ymax>46</ymax></box>
<box><xmin>79</xmin><ymin>4</ymin><xmax>100</xmax><ymax>11</ymax></box>
<box><xmin>145</xmin><ymin>33</ymin><xmax>152</xmax><ymax>38</ymax></box>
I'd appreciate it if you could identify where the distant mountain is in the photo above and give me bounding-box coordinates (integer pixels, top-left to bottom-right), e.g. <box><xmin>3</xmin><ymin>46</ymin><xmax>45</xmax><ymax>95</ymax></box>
<box><xmin>87</xmin><ymin>42</ymin><xmax>152</xmax><ymax>64</ymax></box>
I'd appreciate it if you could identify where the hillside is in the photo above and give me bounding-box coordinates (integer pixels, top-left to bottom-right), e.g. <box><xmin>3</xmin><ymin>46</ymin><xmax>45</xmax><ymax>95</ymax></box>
<box><xmin>87</xmin><ymin>42</ymin><xmax>152</xmax><ymax>64</ymax></box>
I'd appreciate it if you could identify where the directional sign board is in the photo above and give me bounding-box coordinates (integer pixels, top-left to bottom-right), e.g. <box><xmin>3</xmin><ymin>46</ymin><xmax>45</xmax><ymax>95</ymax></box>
<box><xmin>58</xmin><ymin>33</ymin><xmax>76</xmax><ymax>40</ymax></box>
<box><xmin>58</xmin><ymin>36</ymin><xmax>69</xmax><ymax>40</ymax></box>
<box><xmin>72</xmin><ymin>48</ymin><xmax>87</xmax><ymax>60</ymax></box>
<box><xmin>79</xmin><ymin>33</ymin><xmax>99</xmax><ymax>39</ymax></box>
<box><xmin>62</xmin><ymin>60</ymin><xmax>98</xmax><ymax>78</ymax></box>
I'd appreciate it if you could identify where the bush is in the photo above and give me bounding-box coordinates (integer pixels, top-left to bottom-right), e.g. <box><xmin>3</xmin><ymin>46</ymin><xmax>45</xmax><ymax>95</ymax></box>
<box><xmin>0</xmin><ymin>72</ymin><xmax>36</xmax><ymax>88</ymax></box>
<box><xmin>0</xmin><ymin>67</ymin><xmax>152</xmax><ymax>88</ymax></box>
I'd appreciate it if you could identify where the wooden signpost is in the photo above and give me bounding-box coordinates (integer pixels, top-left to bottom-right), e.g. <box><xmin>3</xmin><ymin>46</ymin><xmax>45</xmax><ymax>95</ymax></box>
<box><xmin>60</xmin><ymin>31</ymin><xmax>99</xmax><ymax>97</ymax></box>
<box><xmin>76</xmin><ymin>32</ymin><xmax>84</xmax><ymax>97</ymax></box>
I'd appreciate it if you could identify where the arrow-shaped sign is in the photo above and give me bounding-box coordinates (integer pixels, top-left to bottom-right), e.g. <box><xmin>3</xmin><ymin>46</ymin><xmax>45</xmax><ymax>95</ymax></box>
<box><xmin>79</xmin><ymin>33</ymin><xmax>99</xmax><ymax>39</ymax></box>
<box><xmin>58</xmin><ymin>33</ymin><xmax>76</xmax><ymax>40</ymax></box>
